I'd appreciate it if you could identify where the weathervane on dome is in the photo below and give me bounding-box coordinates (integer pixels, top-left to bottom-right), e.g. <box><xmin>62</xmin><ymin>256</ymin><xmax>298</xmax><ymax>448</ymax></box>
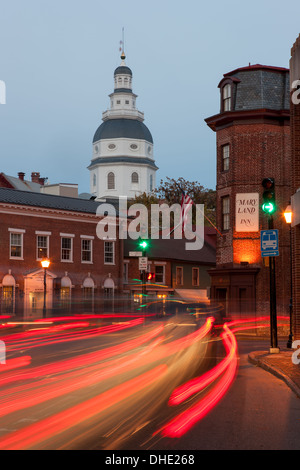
<box><xmin>119</xmin><ymin>27</ymin><xmax>126</xmax><ymax>63</ymax></box>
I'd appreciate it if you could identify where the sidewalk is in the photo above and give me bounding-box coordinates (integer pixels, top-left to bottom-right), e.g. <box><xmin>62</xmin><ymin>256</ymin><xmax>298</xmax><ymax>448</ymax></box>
<box><xmin>248</xmin><ymin>348</ymin><xmax>300</xmax><ymax>399</ymax></box>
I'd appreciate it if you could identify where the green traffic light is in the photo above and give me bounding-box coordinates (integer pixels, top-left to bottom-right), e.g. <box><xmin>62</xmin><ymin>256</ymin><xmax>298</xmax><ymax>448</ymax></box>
<box><xmin>139</xmin><ymin>240</ymin><xmax>148</xmax><ymax>249</ymax></box>
<box><xmin>262</xmin><ymin>201</ymin><xmax>276</xmax><ymax>214</ymax></box>
<box><xmin>262</xmin><ymin>178</ymin><xmax>276</xmax><ymax>215</ymax></box>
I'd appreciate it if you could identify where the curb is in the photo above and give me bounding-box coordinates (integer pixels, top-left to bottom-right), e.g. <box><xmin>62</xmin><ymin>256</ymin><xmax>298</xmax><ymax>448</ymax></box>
<box><xmin>248</xmin><ymin>352</ymin><xmax>300</xmax><ymax>399</ymax></box>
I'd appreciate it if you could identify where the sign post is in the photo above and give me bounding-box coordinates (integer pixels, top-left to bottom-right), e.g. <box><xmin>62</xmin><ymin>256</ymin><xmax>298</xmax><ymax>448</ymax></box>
<box><xmin>138</xmin><ymin>257</ymin><xmax>148</xmax><ymax>271</ymax></box>
<box><xmin>260</xmin><ymin>225</ymin><xmax>279</xmax><ymax>353</ymax></box>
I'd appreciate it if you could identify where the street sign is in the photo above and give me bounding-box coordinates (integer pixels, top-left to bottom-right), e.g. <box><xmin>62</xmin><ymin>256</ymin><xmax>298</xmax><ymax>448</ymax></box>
<box><xmin>129</xmin><ymin>251</ymin><xmax>143</xmax><ymax>257</ymax></box>
<box><xmin>260</xmin><ymin>229</ymin><xmax>279</xmax><ymax>257</ymax></box>
<box><xmin>139</xmin><ymin>257</ymin><xmax>148</xmax><ymax>271</ymax></box>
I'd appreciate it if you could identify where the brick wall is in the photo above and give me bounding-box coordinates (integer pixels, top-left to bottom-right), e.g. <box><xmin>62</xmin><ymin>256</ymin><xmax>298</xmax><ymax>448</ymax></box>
<box><xmin>290</xmin><ymin>34</ymin><xmax>300</xmax><ymax>340</ymax></box>
<box><xmin>0</xmin><ymin>204</ymin><xmax>122</xmax><ymax>315</ymax></box>
<box><xmin>215</xmin><ymin>120</ymin><xmax>291</xmax><ymax>316</ymax></box>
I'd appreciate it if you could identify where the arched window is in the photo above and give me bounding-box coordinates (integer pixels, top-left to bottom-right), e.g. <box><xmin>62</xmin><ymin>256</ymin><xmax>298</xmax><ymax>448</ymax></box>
<box><xmin>82</xmin><ymin>276</ymin><xmax>95</xmax><ymax>312</ymax></box>
<box><xmin>1</xmin><ymin>273</ymin><xmax>16</xmax><ymax>314</ymax></box>
<box><xmin>131</xmin><ymin>172</ymin><xmax>139</xmax><ymax>184</ymax></box>
<box><xmin>60</xmin><ymin>276</ymin><xmax>72</xmax><ymax>311</ymax></box>
<box><xmin>107</xmin><ymin>172</ymin><xmax>115</xmax><ymax>190</ymax></box>
<box><xmin>93</xmin><ymin>174</ymin><xmax>96</xmax><ymax>187</ymax></box>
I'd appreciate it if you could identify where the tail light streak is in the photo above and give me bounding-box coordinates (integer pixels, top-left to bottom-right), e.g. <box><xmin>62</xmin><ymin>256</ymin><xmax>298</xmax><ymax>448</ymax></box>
<box><xmin>157</xmin><ymin>323</ymin><xmax>238</xmax><ymax>438</ymax></box>
<box><xmin>0</xmin><ymin>365</ymin><xmax>168</xmax><ymax>450</ymax></box>
<box><xmin>0</xmin><ymin>315</ymin><xmax>289</xmax><ymax>448</ymax></box>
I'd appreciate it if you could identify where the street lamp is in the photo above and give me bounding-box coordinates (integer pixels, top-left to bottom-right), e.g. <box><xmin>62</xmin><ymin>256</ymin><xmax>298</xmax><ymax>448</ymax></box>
<box><xmin>284</xmin><ymin>204</ymin><xmax>293</xmax><ymax>348</ymax></box>
<box><xmin>41</xmin><ymin>258</ymin><xmax>50</xmax><ymax>318</ymax></box>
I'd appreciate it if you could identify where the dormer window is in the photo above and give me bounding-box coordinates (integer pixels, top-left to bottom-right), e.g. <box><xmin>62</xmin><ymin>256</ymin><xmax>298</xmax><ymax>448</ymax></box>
<box><xmin>223</xmin><ymin>84</ymin><xmax>232</xmax><ymax>111</ymax></box>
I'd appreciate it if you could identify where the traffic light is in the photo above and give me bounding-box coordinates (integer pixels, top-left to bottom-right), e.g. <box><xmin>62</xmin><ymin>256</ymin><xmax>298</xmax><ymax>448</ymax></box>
<box><xmin>262</xmin><ymin>178</ymin><xmax>276</xmax><ymax>214</ymax></box>
<box><xmin>139</xmin><ymin>239</ymin><xmax>148</xmax><ymax>250</ymax></box>
<box><xmin>147</xmin><ymin>272</ymin><xmax>155</xmax><ymax>282</ymax></box>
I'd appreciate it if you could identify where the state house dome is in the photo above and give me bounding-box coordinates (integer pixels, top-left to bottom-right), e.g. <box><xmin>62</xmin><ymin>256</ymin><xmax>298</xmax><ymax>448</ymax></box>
<box><xmin>114</xmin><ymin>65</ymin><xmax>132</xmax><ymax>76</ymax></box>
<box><xmin>89</xmin><ymin>48</ymin><xmax>157</xmax><ymax>200</ymax></box>
<box><xmin>93</xmin><ymin>118</ymin><xmax>153</xmax><ymax>144</ymax></box>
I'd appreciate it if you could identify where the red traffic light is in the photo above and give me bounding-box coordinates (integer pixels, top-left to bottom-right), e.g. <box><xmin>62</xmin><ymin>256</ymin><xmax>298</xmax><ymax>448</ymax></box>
<box><xmin>147</xmin><ymin>273</ymin><xmax>155</xmax><ymax>281</ymax></box>
<box><xmin>262</xmin><ymin>177</ymin><xmax>274</xmax><ymax>190</ymax></box>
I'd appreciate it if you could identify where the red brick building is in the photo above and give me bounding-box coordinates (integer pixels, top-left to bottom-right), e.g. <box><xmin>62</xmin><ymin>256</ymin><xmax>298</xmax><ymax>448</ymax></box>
<box><xmin>290</xmin><ymin>35</ymin><xmax>300</xmax><ymax>341</ymax></box>
<box><xmin>0</xmin><ymin>188</ymin><xmax>123</xmax><ymax>318</ymax></box>
<box><xmin>205</xmin><ymin>64</ymin><xmax>291</xmax><ymax>320</ymax></box>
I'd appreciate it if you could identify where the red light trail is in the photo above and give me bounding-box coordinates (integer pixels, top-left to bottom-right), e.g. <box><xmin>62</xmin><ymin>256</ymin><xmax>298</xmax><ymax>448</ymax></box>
<box><xmin>0</xmin><ymin>314</ymin><xmax>290</xmax><ymax>449</ymax></box>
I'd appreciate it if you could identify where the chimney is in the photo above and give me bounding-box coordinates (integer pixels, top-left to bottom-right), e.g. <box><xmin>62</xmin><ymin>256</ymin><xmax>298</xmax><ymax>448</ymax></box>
<box><xmin>18</xmin><ymin>172</ymin><xmax>25</xmax><ymax>181</ymax></box>
<box><xmin>31</xmin><ymin>172</ymin><xmax>40</xmax><ymax>183</ymax></box>
<box><xmin>38</xmin><ymin>177</ymin><xmax>47</xmax><ymax>186</ymax></box>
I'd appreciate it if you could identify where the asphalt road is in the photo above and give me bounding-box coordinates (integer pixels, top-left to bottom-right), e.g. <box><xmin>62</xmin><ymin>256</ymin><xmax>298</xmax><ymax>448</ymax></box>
<box><xmin>145</xmin><ymin>338</ymin><xmax>300</xmax><ymax>451</ymax></box>
<box><xmin>1</xmin><ymin>316</ymin><xmax>300</xmax><ymax>451</ymax></box>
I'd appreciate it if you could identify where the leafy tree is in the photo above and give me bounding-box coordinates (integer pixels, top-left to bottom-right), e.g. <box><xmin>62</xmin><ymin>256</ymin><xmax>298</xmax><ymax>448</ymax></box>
<box><xmin>128</xmin><ymin>177</ymin><xmax>216</xmax><ymax>233</ymax></box>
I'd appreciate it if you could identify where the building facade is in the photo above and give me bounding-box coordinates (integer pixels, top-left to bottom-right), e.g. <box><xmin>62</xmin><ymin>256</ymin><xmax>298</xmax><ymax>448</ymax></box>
<box><xmin>0</xmin><ymin>188</ymin><xmax>123</xmax><ymax>319</ymax></box>
<box><xmin>88</xmin><ymin>51</ymin><xmax>158</xmax><ymax>200</ymax></box>
<box><xmin>123</xmin><ymin>232</ymin><xmax>216</xmax><ymax>307</ymax></box>
<box><xmin>290</xmin><ymin>34</ymin><xmax>300</xmax><ymax>341</ymax></box>
<box><xmin>205</xmin><ymin>64</ymin><xmax>291</xmax><ymax>320</ymax></box>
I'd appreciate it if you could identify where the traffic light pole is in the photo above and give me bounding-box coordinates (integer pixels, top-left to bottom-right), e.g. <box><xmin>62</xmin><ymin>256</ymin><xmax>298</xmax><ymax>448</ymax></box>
<box><xmin>142</xmin><ymin>246</ymin><xmax>147</xmax><ymax>297</ymax></box>
<box><xmin>268</xmin><ymin>215</ymin><xmax>279</xmax><ymax>352</ymax></box>
<box><xmin>138</xmin><ymin>238</ymin><xmax>148</xmax><ymax>298</ymax></box>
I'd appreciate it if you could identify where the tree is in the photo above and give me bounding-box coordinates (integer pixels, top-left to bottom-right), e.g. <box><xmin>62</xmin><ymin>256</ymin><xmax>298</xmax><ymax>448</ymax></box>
<box><xmin>128</xmin><ymin>177</ymin><xmax>216</xmax><ymax>233</ymax></box>
<box><xmin>155</xmin><ymin>177</ymin><xmax>216</xmax><ymax>226</ymax></box>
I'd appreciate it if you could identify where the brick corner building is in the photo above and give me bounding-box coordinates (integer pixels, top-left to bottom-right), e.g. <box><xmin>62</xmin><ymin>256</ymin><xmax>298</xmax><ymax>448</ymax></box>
<box><xmin>205</xmin><ymin>64</ymin><xmax>291</xmax><ymax>320</ymax></box>
<box><xmin>0</xmin><ymin>188</ymin><xmax>123</xmax><ymax>318</ymax></box>
<box><xmin>290</xmin><ymin>34</ymin><xmax>300</xmax><ymax>341</ymax></box>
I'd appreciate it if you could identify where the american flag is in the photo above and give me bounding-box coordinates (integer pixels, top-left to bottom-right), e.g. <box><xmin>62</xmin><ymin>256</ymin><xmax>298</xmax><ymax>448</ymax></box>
<box><xmin>180</xmin><ymin>187</ymin><xmax>193</xmax><ymax>231</ymax></box>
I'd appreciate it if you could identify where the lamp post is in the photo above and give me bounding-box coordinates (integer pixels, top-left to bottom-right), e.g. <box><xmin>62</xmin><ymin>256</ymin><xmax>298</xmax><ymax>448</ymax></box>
<box><xmin>41</xmin><ymin>258</ymin><xmax>50</xmax><ymax>318</ymax></box>
<box><xmin>283</xmin><ymin>204</ymin><xmax>293</xmax><ymax>348</ymax></box>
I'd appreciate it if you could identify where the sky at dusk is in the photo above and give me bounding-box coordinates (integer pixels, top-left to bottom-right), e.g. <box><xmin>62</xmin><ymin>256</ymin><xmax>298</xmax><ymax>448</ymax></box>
<box><xmin>0</xmin><ymin>0</ymin><xmax>299</xmax><ymax>195</ymax></box>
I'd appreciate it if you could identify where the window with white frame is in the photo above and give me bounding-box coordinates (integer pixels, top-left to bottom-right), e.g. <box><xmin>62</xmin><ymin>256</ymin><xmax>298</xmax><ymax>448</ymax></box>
<box><xmin>223</xmin><ymin>84</ymin><xmax>232</xmax><ymax>111</ymax></box>
<box><xmin>104</xmin><ymin>241</ymin><xmax>114</xmax><ymax>264</ymax></box>
<box><xmin>37</xmin><ymin>235</ymin><xmax>49</xmax><ymax>260</ymax></box>
<box><xmin>9</xmin><ymin>231</ymin><xmax>23</xmax><ymax>259</ymax></box>
<box><xmin>222</xmin><ymin>144</ymin><xmax>230</xmax><ymax>171</ymax></box>
<box><xmin>61</xmin><ymin>237</ymin><xmax>73</xmax><ymax>262</ymax></box>
<box><xmin>107</xmin><ymin>172</ymin><xmax>115</xmax><ymax>190</ymax></box>
<box><xmin>222</xmin><ymin>196</ymin><xmax>230</xmax><ymax>231</ymax></box>
<box><xmin>131</xmin><ymin>172</ymin><xmax>139</xmax><ymax>184</ymax></box>
<box><xmin>81</xmin><ymin>238</ymin><xmax>92</xmax><ymax>263</ymax></box>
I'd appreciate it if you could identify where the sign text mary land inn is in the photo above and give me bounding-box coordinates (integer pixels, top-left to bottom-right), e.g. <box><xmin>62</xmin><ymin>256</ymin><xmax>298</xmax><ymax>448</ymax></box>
<box><xmin>236</xmin><ymin>193</ymin><xmax>259</xmax><ymax>232</ymax></box>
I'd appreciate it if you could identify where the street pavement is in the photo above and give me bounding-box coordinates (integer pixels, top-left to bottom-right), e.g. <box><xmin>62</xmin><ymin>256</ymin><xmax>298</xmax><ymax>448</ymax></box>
<box><xmin>248</xmin><ymin>347</ymin><xmax>300</xmax><ymax>399</ymax></box>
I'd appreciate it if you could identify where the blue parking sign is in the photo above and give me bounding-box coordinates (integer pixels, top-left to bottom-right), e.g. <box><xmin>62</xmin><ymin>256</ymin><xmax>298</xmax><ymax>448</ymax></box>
<box><xmin>260</xmin><ymin>229</ymin><xmax>279</xmax><ymax>257</ymax></box>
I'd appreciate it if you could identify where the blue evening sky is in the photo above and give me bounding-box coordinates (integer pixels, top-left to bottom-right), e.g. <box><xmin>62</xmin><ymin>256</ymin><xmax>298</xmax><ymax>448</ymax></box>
<box><xmin>0</xmin><ymin>0</ymin><xmax>299</xmax><ymax>195</ymax></box>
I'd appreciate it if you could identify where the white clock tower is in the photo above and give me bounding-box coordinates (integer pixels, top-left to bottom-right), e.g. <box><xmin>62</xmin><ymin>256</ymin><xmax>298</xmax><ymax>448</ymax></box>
<box><xmin>88</xmin><ymin>51</ymin><xmax>158</xmax><ymax>200</ymax></box>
